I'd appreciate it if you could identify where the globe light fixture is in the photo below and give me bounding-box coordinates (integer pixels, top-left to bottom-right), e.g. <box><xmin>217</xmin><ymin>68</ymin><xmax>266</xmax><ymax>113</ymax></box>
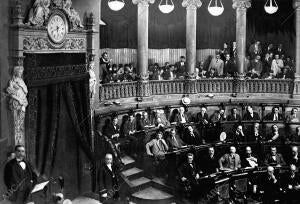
<box><xmin>159</xmin><ymin>0</ymin><xmax>175</xmax><ymax>14</ymax></box>
<box><xmin>108</xmin><ymin>0</ymin><xmax>125</xmax><ymax>11</ymax></box>
<box><xmin>208</xmin><ymin>0</ymin><xmax>224</xmax><ymax>16</ymax></box>
<box><xmin>264</xmin><ymin>0</ymin><xmax>278</xmax><ymax>14</ymax></box>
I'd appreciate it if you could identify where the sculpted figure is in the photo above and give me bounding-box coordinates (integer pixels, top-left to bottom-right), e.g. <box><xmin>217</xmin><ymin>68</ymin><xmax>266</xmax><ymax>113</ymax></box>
<box><xmin>63</xmin><ymin>0</ymin><xmax>84</xmax><ymax>29</ymax></box>
<box><xmin>27</xmin><ymin>0</ymin><xmax>50</xmax><ymax>26</ymax></box>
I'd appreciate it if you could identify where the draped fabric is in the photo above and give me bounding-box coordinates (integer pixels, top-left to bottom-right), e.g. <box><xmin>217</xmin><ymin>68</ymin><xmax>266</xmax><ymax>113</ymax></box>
<box><xmin>100</xmin><ymin>0</ymin><xmax>295</xmax><ymax>56</ymax></box>
<box><xmin>29</xmin><ymin>78</ymin><xmax>93</xmax><ymax>195</ymax></box>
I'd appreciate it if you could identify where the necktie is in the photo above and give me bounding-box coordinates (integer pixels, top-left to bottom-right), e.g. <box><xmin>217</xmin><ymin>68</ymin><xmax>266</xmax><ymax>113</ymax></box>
<box><xmin>173</xmin><ymin>137</ymin><xmax>179</xmax><ymax>147</ymax></box>
<box><xmin>159</xmin><ymin>140</ymin><xmax>165</xmax><ymax>152</ymax></box>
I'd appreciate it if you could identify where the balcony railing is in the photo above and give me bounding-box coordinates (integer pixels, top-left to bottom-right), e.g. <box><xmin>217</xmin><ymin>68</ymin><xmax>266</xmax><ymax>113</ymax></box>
<box><xmin>99</xmin><ymin>79</ymin><xmax>294</xmax><ymax>101</ymax></box>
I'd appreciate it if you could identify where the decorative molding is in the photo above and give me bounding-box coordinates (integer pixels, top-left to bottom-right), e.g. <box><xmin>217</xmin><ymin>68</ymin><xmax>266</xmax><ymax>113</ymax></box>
<box><xmin>23</xmin><ymin>37</ymin><xmax>86</xmax><ymax>51</ymax></box>
<box><xmin>182</xmin><ymin>0</ymin><xmax>202</xmax><ymax>9</ymax></box>
<box><xmin>26</xmin><ymin>64</ymin><xmax>87</xmax><ymax>81</ymax></box>
<box><xmin>132</xmin><ymin>0</ymin><xmax>155</xmax><ymax>6</ymax></box>
<box><xmin>294</xmin><ymin>0</ymin><xmax>300</xmax><ymax>9</ymax></box>
<box><xmin>12</xmin><ymin>0</ymin><xmax>24</xmax><ymax>25</ymax></box>
<box><xmin>232</xmin><ymin>0</ymin><xmax>251</xmax><ymax>9</ymax></box>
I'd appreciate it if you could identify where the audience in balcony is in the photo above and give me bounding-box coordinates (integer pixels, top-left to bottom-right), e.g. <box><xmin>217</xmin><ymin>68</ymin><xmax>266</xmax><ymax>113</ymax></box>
<box><xmin>243</xmin><ymin>106</ymin><xmax>260</xmax><ymax>121</ymax></box>
<box><xmin>246</xmin><ymin>54</ymin><xmax>263</xmax><ymax>78</ymax></box>
<box><xmin>249</xmin><ymin>41</ymin><xmax>262</xmax><ymax>60</ymax></box>
<box><xmin>264</xmin><ymin>106</ymin><xmax>283</xmax><ymax>121</ymax></box>
<box><xmin>230</xmin><ymin>41</ymin><xmax>237</xmax><ymax>60</ymax></box>
<box><xmin>270</xmin><ymin>54</ymin><xmax>284</xmax><ymax>78</ymax></box>
<box><xmin>264</xmin><ymin>146</ymin><xmax>286</xmax><ymax>167</ymax></box>
<box><xmin>223</xmin><ymin>53</ymin><xmax>236</xmax><ymax>77</ymax></box>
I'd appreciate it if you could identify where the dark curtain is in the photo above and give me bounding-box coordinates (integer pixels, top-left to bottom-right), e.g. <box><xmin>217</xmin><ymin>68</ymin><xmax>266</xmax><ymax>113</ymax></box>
<box><xmin>33</xmin><ymin>79</ymin><xmax>93</xmax><ymax>195</ymax></box>
<box><xmin>100</xmin><ymin>0</ymin><xmax>294</xmax><ymax>52</ymax></box>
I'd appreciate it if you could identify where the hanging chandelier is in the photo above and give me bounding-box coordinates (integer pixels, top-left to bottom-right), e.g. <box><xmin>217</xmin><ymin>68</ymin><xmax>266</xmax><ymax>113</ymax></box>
<box><xmin>108</xmin><ymin>0</ymin><xmax>125</xmax><ymax>11</ymax></box>
<box><xmin>264</xmin><ymin>0</ymin><xmax>278</xmax><ymax>14</ymax></box>
<box><xmin>208</xmin><ymin>0</ymin><xmax>224</xmax><ymax>16</ymax></box>
<box><xmin>159</xmin><ymin>0</ymin><xmax>175</xmax><ymax>14</ymax></box>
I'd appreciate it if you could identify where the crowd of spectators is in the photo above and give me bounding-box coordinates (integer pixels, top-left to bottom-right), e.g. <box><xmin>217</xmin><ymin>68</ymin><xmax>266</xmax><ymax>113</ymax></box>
<box><xmin>100</xmin><ymin>42</ymin><xmax>295</xmax><ymax>83</ymax></box>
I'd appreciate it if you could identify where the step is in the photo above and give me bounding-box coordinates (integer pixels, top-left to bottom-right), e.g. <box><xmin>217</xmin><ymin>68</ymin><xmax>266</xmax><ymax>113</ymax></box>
<box><xmin>72</xmin><ymin>196</ymin><xmax>101</xmax><ymax>204</ymax></box>
<box><xmin>121</xmin><ymin>155</ymin><xmax>136</xmax><ymax>170</ymax></box>
<box><xmin>131</xmin><ymin>187</ymin><xmax>174</xmax><ymax>204</ymax></box>
<box><xmin>151</xmin><ymin>177</ymin><xmax>174</xmax><ymax>195</ymax></box>
<box><xmin>130</xmin><ymin>177</ymin><xmax>152</xmax><ymax>192</ymax></box>
<box><xmin>121</xmin><ymin>167</ymin><xmax>144</xmax><ymax>180</ymax></box>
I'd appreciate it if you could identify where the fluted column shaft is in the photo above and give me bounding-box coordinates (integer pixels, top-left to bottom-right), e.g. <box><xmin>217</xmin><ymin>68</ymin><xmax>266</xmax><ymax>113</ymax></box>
<box><xmin>133</xmin><ymin>0</ymin><xmax>154</xmax><ymax>80</ymax></box>
<box><xmin>182</xmin><ymin>0</ymin><xmax>202</xmax><ymax>78</ymax></box>
<box><xmin>233</xmin><ymin>0</ymin><xmax>251</xmax><ymax>75</ymax></box>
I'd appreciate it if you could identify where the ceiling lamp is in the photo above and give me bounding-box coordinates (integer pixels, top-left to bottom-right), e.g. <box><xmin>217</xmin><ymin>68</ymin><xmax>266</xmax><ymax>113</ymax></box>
<box><xmin>159</xmin><ymin>0</ymin><xmax>175</xmax><ymax>14</ymax></box>
<box><xmin>108</xmin><ymin>0</ymin><xmax>125</xmax><ymax>11</ymax></box>
<box><xmin>264</xmin><ymin>0</ymin><xmax>278</xmax><ymax>14</ymax></box>
<box><xmin>208</xmin><ymin>0</ymin><xmax>224</xmax><ymax>16</ymax></box>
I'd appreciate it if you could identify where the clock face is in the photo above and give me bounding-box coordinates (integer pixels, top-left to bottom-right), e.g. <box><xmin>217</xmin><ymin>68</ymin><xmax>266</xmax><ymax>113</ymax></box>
<box><xmin>47</xmin><ymin>14</ymin><xmax>67</xmax><ymax>44</ymax></box>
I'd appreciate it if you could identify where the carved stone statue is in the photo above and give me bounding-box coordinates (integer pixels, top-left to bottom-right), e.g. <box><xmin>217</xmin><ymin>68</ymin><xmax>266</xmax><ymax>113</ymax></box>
<box><xmin>7</xmin><ymin>66</ymin><xmax>28</xmax><ymax>145</ymax></box>
<box><xmin>88</xmin><ymin>60</ymin><xmax>97</xmax><ymax>106</ymax></box>
<box><xmin>63</xmin><ymin>0</ymin><xmax>84</xmax><ymax>29</ymax></box>
<box><xmin>27</xmin><ymin>0</ymin><xmax>50</xmax><ymax>26</ymax></box>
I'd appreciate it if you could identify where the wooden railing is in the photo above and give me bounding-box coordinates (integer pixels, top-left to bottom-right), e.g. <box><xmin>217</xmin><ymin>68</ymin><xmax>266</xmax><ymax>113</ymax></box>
<box><xmin>99</xmin><ymin>79</ymin><xmax>294</xmax><ymax>101</ymax></box>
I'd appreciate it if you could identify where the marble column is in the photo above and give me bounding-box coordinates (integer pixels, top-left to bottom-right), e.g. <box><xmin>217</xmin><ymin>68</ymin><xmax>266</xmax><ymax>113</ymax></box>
<box><xmin>133</xmin><ymin>0</ymin><xmax>154</xmax><ymax>80</ymax></box>
<box><xmin>294</xmin><ymin>0</ymin><xmax>300</xmax><ymax>80</ymax></box>
<box><xmin>232</xmin><ymin>0</ymin><xmax>251</xmax><ymax>76</ymax></box>
<box><xmin>182</xmin><ymin>0</ymin><xmax>202</xmax><ymax>78</ymax></box>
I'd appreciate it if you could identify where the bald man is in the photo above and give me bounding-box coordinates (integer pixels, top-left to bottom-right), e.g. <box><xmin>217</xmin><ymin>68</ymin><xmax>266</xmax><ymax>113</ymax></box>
<box><xmin>98</xmin><ymin>153</ymin><xmax>119</xmax><ymax>202</ymax></box>
<box><xmin>282</xmin><ymin>164</ymin><xmax>300</xmax><ymax>202</ymax></box>
<box><xmin>289</xmin><ymin>146</ymin><xmax>300</xmax><ymax>167</ymax></box>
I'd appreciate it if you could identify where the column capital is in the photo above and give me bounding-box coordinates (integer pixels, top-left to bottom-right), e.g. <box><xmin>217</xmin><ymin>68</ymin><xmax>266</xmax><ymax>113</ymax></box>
<box><xmin>182</xmin><ymin>0</ymin><xmax>202</xmax><ymax>9</ymax></box>
<box><xmin>232</xmin><ymin>0</ymin><xmax>251</xmax><ymax>10</ymax></box>
<box><xmin>294</xmin><ymin>0</ymin><xmax>300</xmax><ymax>9</ymax></box>
<box><xmin>132</xmin><ymin>0</ymin><xmax>155</xmax><ymax>6</ymax></box>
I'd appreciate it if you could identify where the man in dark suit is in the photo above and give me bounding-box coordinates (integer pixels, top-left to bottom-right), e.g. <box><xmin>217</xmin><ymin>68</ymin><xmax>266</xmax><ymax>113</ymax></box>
<box><xmin>102</xmin><ymin>116</ymin><xmax>120</xmax><ymax>140</ymax></box>
<box><xmin>227</xmin><ymin>108</ymin><xmax>241</xmax><ymax>121</ymax></box>
<box><xmin>178</xmin><ymin>153</ymin><xmax>201</xmax><ymax>199</ymax></box>
<box><xmin>241</xmin><ymin>146</ymin><xmax>258</xmax><ymax>168</ymax></box>
<box><xmin>264</xmin><ymin>146</ymin><xmax>286</xmax><ymax>167</ymax></box>
<box><xmin>223</xmin><ymin>54</ymin><xmax>236</xmax><ymax>77</ymax></box>
<box><xmin>4</xmin><ymin>145</ymin><xmax>37</xmax><ymax>203</ymax></box>
<box><xmin>282</xmin><ymin>164</ymin><xmax>300</xmax><ymax>203</ymax></box>
<box><xmin>166</xmin><ymin>129</ymin><xmax>186</xmax><ymax>150</ymax></box>
<box><xmin>99</xmin><ymin>153</ymin><xmax>120</xmax><ymax>203</ymax></box>
<box><xmin>195</xmin><ymin>106</ymin><xmax>209</xmax><ymax>125</ymax></box>
<box><xmin>261</xmin><ymin>166</ymin><xmax>280</xmax><ymax>204</ymax></box>
<box><xmin>201</xmin><ymin>147</ymin><xmax>219</xmax><ymax>174</ymax></box>
<box><xmin>183</xmin><ymin>126</ymin><xmax>203</xmax><ymax>145</ymax></box>
<box><xmin>243</xmin><ymin>106</ymin><xmax>260</xmax><ymax>121</ymax></box>
<box><xmin>175</xmin><ymin>56</ymin><xmax>186</xmax><ymax>78</ymax></box>
<box><xmin>288</xmin><ymin>146</ymin><xmax>300</xmax><ymax>167</ymax></box>
<box><xmin>247</xmin><ymin>122</ymin><xmax>264</xmax><ymax>141</ymax></box>
<box><xmin>264</xmin><ymin>106</ymin><xmax>283</xmax><ymax>121</ymax></box>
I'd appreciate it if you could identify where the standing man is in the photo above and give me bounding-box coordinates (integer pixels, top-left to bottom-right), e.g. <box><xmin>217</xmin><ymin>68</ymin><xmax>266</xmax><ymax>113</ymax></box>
<box><xmin>175</xmin><ymin>56</ymin><xmax>186</xmax><ymax>79</ymax></box>
<box><xmin>208</xmin><ymin>53</ymin><xmax>224</xmax><ymax>77</ymax></box>
<box><xmin>100</xmin><ymin>52</ymin><xmax>112</xmax><ymax>82</ymax></box>
<box><xmin>98</xmin><ymin>153</ymin><xmax>120</xmax><ymax>203</ymax></box>
<box><xmin>4</xmin><ymin>145</ymin><xmax>37</xmax><ymax>203</ymax></box>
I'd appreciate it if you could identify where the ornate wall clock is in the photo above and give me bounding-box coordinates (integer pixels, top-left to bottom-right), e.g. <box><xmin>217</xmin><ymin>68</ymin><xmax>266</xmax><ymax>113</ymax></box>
<box><xmin>47</xmin><ymin>11</ymin><xmax>68</xmax><ymax>44</ymax></box>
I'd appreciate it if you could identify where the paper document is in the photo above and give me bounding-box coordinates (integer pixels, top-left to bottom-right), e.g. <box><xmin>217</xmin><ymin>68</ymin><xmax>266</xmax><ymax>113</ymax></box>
<box><xmin>31</xmin><ymin>181</ymin><xmax>49</xmax><ymax>193</ymax></box>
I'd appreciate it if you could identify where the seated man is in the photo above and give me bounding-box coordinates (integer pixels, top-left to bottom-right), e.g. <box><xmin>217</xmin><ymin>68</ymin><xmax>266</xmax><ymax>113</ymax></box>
<box><xmin>227</xmin><ymin>107</ymin><xmax>241</xmax><ymax>121</ymax></box>
<box><xmin>248</xmin><ymin>122</ymin><xmax>263</xmax><ymax>141</ymax></box>
<box><xmin>166</xmin><ymin>128</ymin><xmax>186</xmax><ymax>150</ymax></box>
<box><xmin>288</xmin><ymin>146</ymin><xmax>300</xmax><ymax>167</ymax></box>
<box><xmin>219</xmin><ymin>146</ymin><xmax>241</xmax><ymax>171</ymax></box>
<box><xmin>286</xmin><ymin>108</ymin><xmax>299</xmax><ymax>123</ymax></box>
<box><xmin>260</xmin><ymin>166</ymin><xmax>280</xmax><ymax>204</ymax></box>
<box><xmin>201</xmin><ymin>147</ymin><xmax>219</xmax><ymax>174</ymax></box>
<box><xmin>183</xmin><ymin>126</ymin><xmax>203</xmax><ymax>145</ymax></box>
<box><xmin>287</xmin><ymin>126</ymin><xmax>300</xmax><ymax>142</ymax></box>
<box><xmin>242</xmin><ymin>146</ymin><xmax>258</xmax><ymax>168</ymax></box>
<box><xmin>178</xmin><ymin>153</ymin><xmax>201</xmax><ymax>198</ymax></box>
<box><xmin>266</xmin><ymin>124</ymin><xmax>284</xmax><ymax>143</ymax></box>
<box><xmin>194</xmin><ymin>106</ymin><xmax>209</xmax><ymax>126</ymax></box>
<box><xmin>243</xmin><ymin>105</ymin><xmax>260</xmax><ymax>121</ymax></box>
<box><xmin>210</xmin><ymin>108</ymin><xmax>226</xmax><ymax>124</ymax></box>
<box><xmin>102</xmin><ymin>116</ymin><xmax>120</xmax><ymax>140</ymax></box>
<box><xmin>282</xmin><ymin>164</ymin><xmax>300</xmax><ymax>202</ymax></box>
<box><xmin>229</xmin><ymin>124</ymin><xmax>245</xmax><ymax>142</ymax></box>
<box><xmin>264</xmin><ymin>106</ymin><xmax>283</xmax><ymax>121</ymax></box>
<box><xmin>264</xmin><ymin>146</ymin><xmax>286</xmax><ymax>167</ymax></box>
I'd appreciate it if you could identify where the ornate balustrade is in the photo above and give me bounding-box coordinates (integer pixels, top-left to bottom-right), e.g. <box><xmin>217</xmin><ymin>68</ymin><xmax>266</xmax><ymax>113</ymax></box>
<box><xmin>99</xmin><ymin>79</ymin><xmax>294</xmax><ymax>101</ymax></box>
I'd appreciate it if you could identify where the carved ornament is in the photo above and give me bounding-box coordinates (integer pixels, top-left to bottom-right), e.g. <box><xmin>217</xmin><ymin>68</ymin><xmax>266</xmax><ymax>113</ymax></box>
<box><xmin>182</xmin><ymin>0</ymin><xmax>202</xmax><ymax>9</ymax></box>
<box><xmin>232</xmin><ymin>0</ymin><xmax>251</xmax><ymax>9</ymax></box>
<box><xmin>23</xmin><ymin>37</ymin><xmax>86</xmax><ymax>51</ymax></box>
<box><xmin>132</xmin><ymin>0</ymin><xmax>155</xmax><ymax>6</ymax></box>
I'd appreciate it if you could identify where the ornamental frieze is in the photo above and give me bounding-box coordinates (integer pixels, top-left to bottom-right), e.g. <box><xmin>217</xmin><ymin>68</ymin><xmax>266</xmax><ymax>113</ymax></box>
<box><xmin>23</xmin><ymin>37</ymin><xmax>86</xmax><ymax>51</ymax></box>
